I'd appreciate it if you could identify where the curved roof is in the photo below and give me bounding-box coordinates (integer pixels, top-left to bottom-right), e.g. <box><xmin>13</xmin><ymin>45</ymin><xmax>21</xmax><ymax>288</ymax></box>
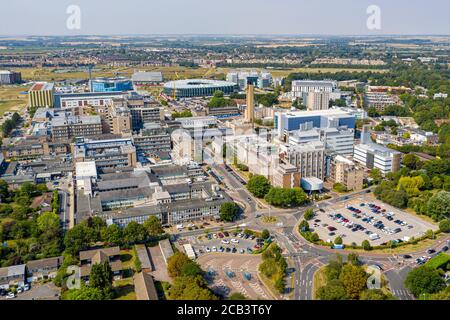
<box><xmin>164</xmin><ymin>79</ymin><xmax>236</xmax><ymax>89</ymax></box>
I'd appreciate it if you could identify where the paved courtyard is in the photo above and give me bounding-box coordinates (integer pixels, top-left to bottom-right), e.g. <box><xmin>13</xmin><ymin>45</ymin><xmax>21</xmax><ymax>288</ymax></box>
<box><xmin>197</xmin><ymin>254</ymin><xmax>273</xmax><ymax>300</ymax></box>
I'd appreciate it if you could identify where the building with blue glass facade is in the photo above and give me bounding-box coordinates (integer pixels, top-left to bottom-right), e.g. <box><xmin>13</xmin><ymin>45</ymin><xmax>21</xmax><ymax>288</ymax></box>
<box><xmin>90</xmin><ymin>77</ymin><xmax>133</xmax><ymax>92</ymax></box>
<box><xmin>275</xmin><ymin>109</ymin><xmax>355</xmax><ymax>137</ymax></box>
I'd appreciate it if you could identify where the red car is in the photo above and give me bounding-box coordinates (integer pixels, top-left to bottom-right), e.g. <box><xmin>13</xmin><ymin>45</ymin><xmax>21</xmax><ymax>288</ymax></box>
<box><xmin>327</xmin><ymin>226</ymin><xmax>337</xmax><ymax>231</ymax></box>
<box><xmin>218</xmin><ymin>233</ymin><xmax>224</xmax><ymax>238</ymax></box>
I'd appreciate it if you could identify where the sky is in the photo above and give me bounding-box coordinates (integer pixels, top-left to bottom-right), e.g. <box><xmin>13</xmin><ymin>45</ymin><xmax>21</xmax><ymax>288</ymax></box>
<box><xmin>0</xmin><ymin>0</ymin><xmax>449</xmax><ymax>36</ymax></box>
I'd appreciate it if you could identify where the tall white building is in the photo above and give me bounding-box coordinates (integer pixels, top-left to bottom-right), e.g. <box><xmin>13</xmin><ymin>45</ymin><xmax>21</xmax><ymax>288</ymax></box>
<box><xmin>353</xmin><ymin>126</ymin><xmax>402</xmax><ymax>175</ymax></box>
<box><xmin>288</xmin><ymin>126</ymin><xmax>355</xmax><ymax>157</ymax></box>
<box><xmin>291</xmin><ymin>80</ymin><xmax>337</xmax><ymax>98</ymax></box>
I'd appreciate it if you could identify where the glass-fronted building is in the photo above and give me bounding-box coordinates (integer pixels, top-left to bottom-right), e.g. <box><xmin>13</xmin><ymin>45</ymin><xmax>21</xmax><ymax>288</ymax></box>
<box><xmin>163</xmin><ymin>79</ymin><xmax>238</xmax><ymax>98</ymax></box>
<box><xmin>90</xmin><ymin>77</ymin><xmax>133</xmax><ymax>92</ymax></box>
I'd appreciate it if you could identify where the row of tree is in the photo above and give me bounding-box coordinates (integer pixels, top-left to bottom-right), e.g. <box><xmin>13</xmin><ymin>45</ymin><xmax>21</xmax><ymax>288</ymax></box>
<box><xmin>247</xmin><ymin>175</ymin><xmax>308</xmax><ymax>208</ymax></box>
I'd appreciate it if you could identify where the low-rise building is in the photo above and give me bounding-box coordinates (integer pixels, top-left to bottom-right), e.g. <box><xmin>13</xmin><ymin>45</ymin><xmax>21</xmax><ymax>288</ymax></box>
<box><xmin>79</xmin><ymin>247</ymin><xmax>122</xmax><ymax>281</ymax></box>
<box><xmin>51</xmin><ymin>114</ymin><xmax>103</xmax><ymax>141</ymax></box>
<box><xmin>26</xmin><ymin>256</ymin><xmax>64</xmax><ymax>282</ymax></box>
<box><xmin>0</xmin><ymin>264</ymin><xmax>26</xmax><ymax>289</ymax></box>
<box><xmin>134</xmin><ymin>272</ymin><xmax>158</xmax><ymax>300</ymax></box>
<box><xmin>73</xmin><ymin>137</ymin><xmax>137</xmax><ymax>172</ymax></box>
<box><xmin>29</xmin><ymin>82</ymin><xmax>54</xmax><ymax>108</ymax></box>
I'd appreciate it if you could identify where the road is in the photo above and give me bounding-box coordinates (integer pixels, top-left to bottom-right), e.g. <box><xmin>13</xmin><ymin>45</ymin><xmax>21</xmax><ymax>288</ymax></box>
<box><xmin>58</xmin><ymin>190</ymin><xmax>69</xmax><ymax>231</ymax></box>
<box><xmin>182</xmin><ymin>150</ymin><xmax>446</xmax><ymax>300</ymax></box>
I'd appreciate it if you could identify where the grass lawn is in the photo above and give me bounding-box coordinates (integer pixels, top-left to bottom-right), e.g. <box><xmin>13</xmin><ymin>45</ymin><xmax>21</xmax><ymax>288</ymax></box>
<box><xmin>424</xmin><ymin>253</ymin><xmax>450</xmax><ymax>269</ymax></box>
<box><xmin>404</xmin><ymin>207</ymin><xmax>439</xmax><ymax>225</ymax></box>
<box><xmin>312</xmin><ymin>266</ymin><xmax>327</xmax><ymax>300</ymax></box>
<box><xmin>0</xmin><ymin>85</ymin><xmax>30</xmax><ymax>116</ymax></box>
<box><xmin>349</xmin><ymin>233</ymin><xmax>446</xmax><ymax>254</ymax></box>
<box><xmin>113</xmin><ymin>278</ymin><xmax>136</xmax><ymax>300</ymax></box>
<box><xmin>258</xmin><ymin>273</ymin><xmax>281</xmax><ymax>300</ymax></box>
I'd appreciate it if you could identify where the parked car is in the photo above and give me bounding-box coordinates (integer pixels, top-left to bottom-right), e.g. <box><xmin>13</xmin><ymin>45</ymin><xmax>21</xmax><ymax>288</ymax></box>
<box><xmin>427</xmin><ymin>249</ymin><xmax>436</xmax><ymax>254</ymax></box>
<box><xmin>212</xmin><ymin>246</ymin><xmax>217</xmax><ymax>252</ymax></box>
<box><xmin>205</xmin><ymin>247</ymin><xmax>211</xmax><ymax>252</ymax></box>
<box><xmin>231</xmin><ymin>238</ymin><xmax>239</xmax><ymax>243</ymax></box>
<box><xmin>222</xmin><ymin>239</ymin><xmax>230</xmax><ymax>244</ymax></box>
<box><xmin>6</xmin><ymin>292</ymin><xmax>15</xmax><ymax>299</ymax></box>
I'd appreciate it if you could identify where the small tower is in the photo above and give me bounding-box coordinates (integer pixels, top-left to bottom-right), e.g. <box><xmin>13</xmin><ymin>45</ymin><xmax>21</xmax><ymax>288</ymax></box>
<box><xmin>245</xmin><ymin>81</ymin><xmax>255</xmax><ymax>123</ymax></box>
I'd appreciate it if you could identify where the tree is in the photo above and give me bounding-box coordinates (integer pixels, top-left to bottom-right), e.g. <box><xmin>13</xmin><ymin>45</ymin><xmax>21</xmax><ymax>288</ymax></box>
<box><xmin>143</xmin><ymin>216</ymin><xmax>164</xmax><ymax>237</ymax></box>
<box><xmin>89</xmin><ymin>261</ymin><xmax>113</xmax><ymax>298</ymax></box>
<box><xmin>402</xmin><ymin>153</ymin><xmax>421</xmax><ymax>170</ymax></box>
<box><xmin>333</xmin><ymin>183</ymin><xmax>348</xmax><ymax>193</ymax></box>
<box><xmin>397</xmin><ymin>176</ymin><xmax>425</xmax><ymax>197</ymax></box>
<box><xmin>369</xmin><ymin>168</ymin><xmax>383</xmax><ymax>184</ymax></box>
<box><xmin>334</xmin><ymin>237</ymin><xmax>343</xmax><ymax>245</ymax></box>
<box><xmin>168</xmin><ymin>275</ymin><xmax>217</xmax><ymax>300</ymax></box>
<box><xmin>362</xmin><ymin>240</ymin><xmax>372</xmax><ymax>251</ymax></box>
<box><xmin>261</xmin><ymin>229</ymin><xmax>270</xmax><ymax>240</ymax></box>
<box><xmin>431</xmin><ymin>176</ymin><xmax>443</xmax><ymax>189</ymax></box>
<box><xmin>325</xmin><ymin>256</ymin><xmax>343</xmax><ymax>281</ymax></box>
<box><xmin>181</xmin><ymin>261</ymin><xmax>204</xmax><ymax>277</ymax></box>
<box><xmin>219</xmin><ymin>202</ymin><xmax>239</xmax><ymax>222</ymax></box>
<box><xmin>299</xmin><ymin>220</ymin><xmax>309</xmax><ymax>232</ymax></box>
<box><xmin>264</xmin><ymin>187</ymin><xmax>307</xmax><ymax>207</ymax></box>
<box><xmin>37</xmin><ymin>211</ymin><xmax>60</xmax><ymax>233</ymax></box>
<box><xmin>64</xmin><ymin>223</ymin><xmax>92</xmax><ymax>255</ymax></box>
<box><xmin>123</xmin><ymin>221</ymin><xmax>148</xmax><ymax>244</ymax></box>
<box><xmin>339</xmin><ymin>264</ymin><xmax>368</xmax><ymax>299</ymax></box>
<box><xmin>316</xmin><ymin>279</ymin><xmax>348</xmax><ymax>300</ymax></box>
<box><xmin>101</xmin><ymin>224</ymin><xmax>123</xmax><ymax>245</ymax></box>
<box><xmin>347</xmin><ymin>253</ymin><xmax>360</xmax><ymax>266</ymax></box>
<box><xmin>65</xmin><ymin>284</ymin><xmax>105</xmax><ymax>300</ymax></box>
<box><xmin>309</xmin><ymin>232</ymin><xmax>319</xmax><ymax>242</ymax></box>
<box><xmin>229</xmin><ymin>292</ymin><xmax>247</xmax><ymax>300</ymax></box>
<box><xmin>247</xmin><ymin>175</ymin><xmax>271</xmax><ymax>198</ymax></box>
<box><xmin>438</xmin><ymin>219</ymin><xmax>450</xmax><ymax>233</ymax></box>
<box><xmin>167</xmin><ymin>252</ymin><xmax>192</xmax><ymax>278</ymax></box>
<box><xmin>405</xmin><ymin>266</ymin><xmax>446</xmax><ymax>297</ymax></box>
<box><xmin>360</xmin><ymin>289</ymin><xmax>394</xmax><ymax>300</ymax></box>
<box><xmin>427</xmin><ymin>191</ymin><xmax>450</xmax><ymax>220</ymax></box>
<box><xmin>304</xmin><ymin>209</ymin><xmax>314</xmax><ymax>220</ymax></box>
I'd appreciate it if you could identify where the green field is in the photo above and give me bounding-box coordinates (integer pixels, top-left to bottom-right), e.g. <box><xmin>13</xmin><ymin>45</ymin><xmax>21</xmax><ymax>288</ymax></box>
<box><xmin>0</xmin><ymin>85</ymin><xmax>30</xmax><ymax>116</ymax></box>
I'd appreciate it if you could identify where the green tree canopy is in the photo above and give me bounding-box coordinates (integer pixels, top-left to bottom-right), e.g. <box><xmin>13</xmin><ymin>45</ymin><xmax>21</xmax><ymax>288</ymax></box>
<box><xmin>143</xmin><ymin>216</ymin><xmax>164</xmax><ymax>237</ymax></box>
<box><xmin>405</xmin><ymin>266</ymin><xmax>446</xmax><ymax>297</ymax></box>
<box><xmin>167</xmin><ymin>252</ymin><xmax>192</xmax><ymax>278</ymax></box>
<box><xmin>247</xmin><ymin>175</ymin><xmax>271</xmax><ymax>198</ymax></box>
<box><xmin>219</xmin><ymin>202</ymin><xmax>239</xmax><ymax>222</ymax></box>
<box><xmin>339</xmin><ymin>264</ymin><xmax>368</xmax><ymax>299</ymax></box>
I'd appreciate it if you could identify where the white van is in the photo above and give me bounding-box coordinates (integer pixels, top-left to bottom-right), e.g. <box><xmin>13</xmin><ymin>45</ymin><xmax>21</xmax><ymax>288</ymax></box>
<box><xmin>369</xmin><ymin>233</ymin><xmax>380</xmax><ymax>240</ymax></box>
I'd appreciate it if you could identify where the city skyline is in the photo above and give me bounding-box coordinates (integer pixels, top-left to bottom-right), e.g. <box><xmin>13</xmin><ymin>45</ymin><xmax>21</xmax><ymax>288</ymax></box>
<box><xmin>0</xmin><ymin>0</ymin><xmax>449</xmax><ymax>36</ymax></box>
